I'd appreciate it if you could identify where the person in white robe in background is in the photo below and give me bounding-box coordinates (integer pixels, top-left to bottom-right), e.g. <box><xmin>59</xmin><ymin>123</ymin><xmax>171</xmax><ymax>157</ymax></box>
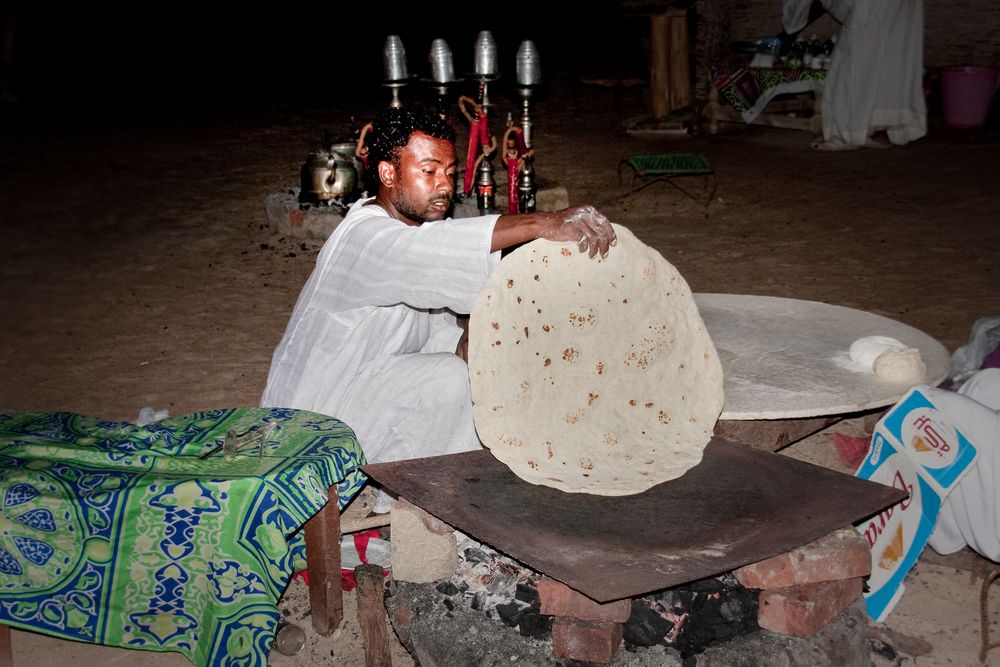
<box><xmin>782</xmin><ymin>0</ymin><xmax>927</xmax><ymax>150</ymax></box>
<box><xmin>261</xmin><ymin>107</ymin><xmax>616</xmax><ymax>465</ymax></box>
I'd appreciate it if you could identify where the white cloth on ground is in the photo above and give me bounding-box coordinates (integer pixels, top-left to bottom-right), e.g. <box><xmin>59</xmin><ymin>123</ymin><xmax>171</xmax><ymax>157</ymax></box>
<box><xmin>261</xmin><ymin>196</ymin><xmax>501</xmax><ymax>463</ymax></box>
<box><xmin>925</xmin><ymin>368</ymin><xmax>1000</xmax><ymax>559</ymax></box>
<box><xmin>783</xmin><ymin>0</ymin><xmax>927</xmax><ymax>146</ymax></box>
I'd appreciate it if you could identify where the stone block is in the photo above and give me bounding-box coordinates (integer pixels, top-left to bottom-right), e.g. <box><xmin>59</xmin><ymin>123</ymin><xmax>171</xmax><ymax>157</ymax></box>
<box><xmin>535</xmin><ymin>185</ymin><xmax>570</xmax><ymax>212</ymax></box>
<box><xmin>389</xmin><ymin>500</ymin><xmax>458</xmax><ymax>584</ymax></box>
<box><xmin>538</xmin><ymin>577</ymin><xmax>630</xmax><ymax>622</ymax></box>
<box><xmin>758</xmin><ymin>577</ymin><xmax>863</xmax><ymax>638</ymax></box>
<box><xmin>264</xmin><ymin>188</ymin><xmax>345</xmax><ymax>240</ymax></box>
<box><xmin>449</xmin><ymin>185</ymin><xmax>569</xmax><ymax>220</ymax></box>
<box><xmin>551</xmin><ymin>617</ymin><xmax>623</xmax><ymax>664</ymax></box>
<box><xmin>734</xmin><ymin>527</ymin><xmax>871</xmax><ymax>589</ymax></box>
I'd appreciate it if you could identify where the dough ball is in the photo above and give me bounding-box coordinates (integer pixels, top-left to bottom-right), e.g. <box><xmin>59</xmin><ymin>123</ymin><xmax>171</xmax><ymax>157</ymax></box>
<box><xmin>850</xmin><ymin>335</ymin><xmax>907</xmax><ymax>371</ymax></box>
<box><xmin>873</xmin><ymin>347</ymin><xmax>926</xmax><ymax>383</ymax></box>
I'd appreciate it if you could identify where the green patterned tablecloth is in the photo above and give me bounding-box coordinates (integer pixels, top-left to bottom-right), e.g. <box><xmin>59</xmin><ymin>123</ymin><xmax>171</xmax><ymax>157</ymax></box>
<box><xmin>0</xmin><ymin>407</ymin><xmax>366</xmax><ymax>666</ymax></box>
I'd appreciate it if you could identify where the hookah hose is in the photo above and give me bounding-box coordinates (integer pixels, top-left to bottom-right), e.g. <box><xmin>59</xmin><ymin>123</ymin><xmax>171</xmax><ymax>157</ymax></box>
<box><xmin>502</xmin><ymin>125</ymin><xmax>533</xmax><ymax>214</ymax></box>
<box><xmin>459</xmin><ymin>96</ymin><xmax>484</xmax><ymax>196</ymax></box>
<box><xmin>502</xmin><ymin>126</ymin><xmax>521</xmax><ymax>214</ymax></box>
<box><xmin>354</xmin><ymin>121</ymin><xmax>373</xmax><ymax>171</ymax></box>
<box><xmin>459</xmin><ymin>96</ymin><xmax>498</xmax><ymax>197</ymax></box>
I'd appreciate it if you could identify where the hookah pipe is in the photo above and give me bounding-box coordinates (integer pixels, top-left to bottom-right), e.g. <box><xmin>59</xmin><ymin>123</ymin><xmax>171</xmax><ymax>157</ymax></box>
<box><xmin>502</xmin><ymin>122</ymin><xmax>533</xmax><ymax>214</ymax></box>
<box><xmin>458</xmin><ymin>95</ymin><xmax>497</xmax><ymax>214</ymax></box>
<box><xmin>514</xmin><ymin>40</ymin><xmax>541</xmax><ymax>213</ymax></box>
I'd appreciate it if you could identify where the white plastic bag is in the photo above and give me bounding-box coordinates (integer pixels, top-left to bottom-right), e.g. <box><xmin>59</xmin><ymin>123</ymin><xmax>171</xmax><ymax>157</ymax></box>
<box><xmin>950</xmin><ymin>316</ymin><xmax>1000</xmax><ymax>386</ymax></box>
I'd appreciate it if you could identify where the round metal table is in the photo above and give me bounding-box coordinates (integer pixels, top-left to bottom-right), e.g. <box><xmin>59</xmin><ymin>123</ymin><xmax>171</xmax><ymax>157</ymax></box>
<box><xmin>695</xmin><ymin>293</ymin><xmax>951</xmax><ymax>449</ymax></box>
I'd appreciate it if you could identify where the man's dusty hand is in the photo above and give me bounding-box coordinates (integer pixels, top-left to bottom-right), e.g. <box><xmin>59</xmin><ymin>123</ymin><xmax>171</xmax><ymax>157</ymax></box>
<box><xmin>539</xmin><ymin>205</ymin><xmax>617</xmax><ymax>258</ymax></box>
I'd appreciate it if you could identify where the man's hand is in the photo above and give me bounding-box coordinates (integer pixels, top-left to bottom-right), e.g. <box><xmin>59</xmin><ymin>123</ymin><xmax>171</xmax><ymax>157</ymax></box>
<box><xmin>491</xmin><ymin>204</ymin><xmax>617</xmax><ymax>258</ymax></box>
<box><xmin>538</xmin><ymin>205</ymin><xmax>617</xmax><ymax>259</ymax></box>
<box><xmin>455</xmin><ymin>316</ymin><xmax>470</xmax><ymax>362</ymax></box>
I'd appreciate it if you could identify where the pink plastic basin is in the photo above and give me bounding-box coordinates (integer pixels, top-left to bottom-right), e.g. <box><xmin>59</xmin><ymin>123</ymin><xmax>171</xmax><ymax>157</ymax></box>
<box><xmin>940</xmin><ymin>66</ymin><xmax>1000</xmax><ymax>129</ymax></box>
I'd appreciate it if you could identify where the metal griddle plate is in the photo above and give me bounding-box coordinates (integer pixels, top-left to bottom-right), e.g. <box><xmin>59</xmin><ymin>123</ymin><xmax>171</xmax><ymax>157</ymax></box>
<box><xmin>362</xmin><ymin>438</ymin><xmax>906</xmax><ymax>603</ymax></box>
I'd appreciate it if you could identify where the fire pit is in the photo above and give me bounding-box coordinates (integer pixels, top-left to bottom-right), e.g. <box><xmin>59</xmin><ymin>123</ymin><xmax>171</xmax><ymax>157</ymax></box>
<box><xmin>384</xmin><ymin>532</ymin><xmax>873</xmax><ymax>665</ymax></box>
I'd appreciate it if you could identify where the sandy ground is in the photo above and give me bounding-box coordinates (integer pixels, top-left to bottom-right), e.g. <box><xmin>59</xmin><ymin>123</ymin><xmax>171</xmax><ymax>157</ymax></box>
<box><xmin>1</xmin><ymin>72</ymin><xmax>999</xmax><ymax>666</ymax></box>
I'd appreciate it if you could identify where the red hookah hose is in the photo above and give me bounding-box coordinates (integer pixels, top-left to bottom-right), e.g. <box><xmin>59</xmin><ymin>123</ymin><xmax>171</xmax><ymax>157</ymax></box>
<box><xmin>478</xmin><ymin>110</ymin><xmax>490</xmax><ymax>147</ymax></box>
<box><xmin>355</xmin><ymin>122</ymin><xmax>373</xmax><ymax>170</ymax></box>
<box><xmin>463</xmin><ymin>116</ymin><xmax>482</xmax><ymax>196</ymax></box>
<box><xmin>502</xmin><ymin>126</ymin><xmax>520</xmax><ymax>214</ymax></box>
<box><xmin>507</xmin><ymin>155</ymin><xmax>518</xmax><ymax>214</ymax></box>
<box><xmin>458</xmin><ymin>97</ymin><xmax>483</xmax><ymax>196</ymax></box>
<box><xmin>512</xmin><ymin>128</ymin><xmax>528</xmax><ymax>155</ymax></box>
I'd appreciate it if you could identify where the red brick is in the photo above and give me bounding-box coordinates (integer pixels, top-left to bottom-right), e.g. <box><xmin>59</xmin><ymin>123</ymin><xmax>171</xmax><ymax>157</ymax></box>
<box><xmin>551</xmin><ymin>617</ymin><xmax>623</xmax><ymax>664</ymax></box>
<box><xmin>288</xmin><ymin>207</ymin><xmax>307</xmax><ymax>231</ymax></box>
<box><xmin>538</xmin><ymin>577</ymin><xmax>630</xmax><ymax>622</ymax></box>
<box><xmin>757</xmin><ymin>577</ymin><xmax>863</xmax><ymax>638</ymax></box>
<box><xmin>734</xmin><ymin>527</ymin><xmax>871</xmax><ymax>589</ymax></box>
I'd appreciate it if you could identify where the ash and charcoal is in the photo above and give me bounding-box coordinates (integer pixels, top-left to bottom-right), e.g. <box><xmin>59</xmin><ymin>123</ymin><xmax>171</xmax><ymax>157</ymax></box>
<box><xmin>408</xmin><ymin>534</ymin><xmax>759</xmax><ymax>656</ymax></box>
<box><xmin>384</xmin><ymin>534</ymin><xmax>869</xmax><ymax>666</ymax></box>
<box><xmin>624</xmin><ymin>575</ymin><xmax>760</xmax><ymax>657</ymax></box>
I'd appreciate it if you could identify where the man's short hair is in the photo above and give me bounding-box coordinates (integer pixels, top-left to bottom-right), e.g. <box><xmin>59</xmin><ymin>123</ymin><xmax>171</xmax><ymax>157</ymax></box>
<box><xmin>365</xmin><ymin>107</ymin><xmax>456</xmax><ymax>192</ymax></box>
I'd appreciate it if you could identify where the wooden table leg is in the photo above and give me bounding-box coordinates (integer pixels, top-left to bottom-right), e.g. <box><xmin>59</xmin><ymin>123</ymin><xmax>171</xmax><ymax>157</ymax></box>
<box><xmin>355</xmin><ymin>563</ymin><xmax>392</xmax><ymax>667</ymax></box>
<box><xmin>980</xmin><ymin>569</ymin><xmax>1000</xmax><ymax>662</ymax></box>
<box><xmin>0</xmin><ymin>624</ymin><xmax>12</xmax><ymax>667</ymax></box>
<box><xmin>304</xmin><ymin>486</ymin><xmax>343</xmax><ymax>635</ymax></box>
<box><xmin>810</xmin><ymin>90</ymin><xmax>824</xmax><ymax>135</ymax></box>
<box><xmin>708</xmin><ymin>86</ymin><xmax>722</xmax><ymax>134</ymax></box>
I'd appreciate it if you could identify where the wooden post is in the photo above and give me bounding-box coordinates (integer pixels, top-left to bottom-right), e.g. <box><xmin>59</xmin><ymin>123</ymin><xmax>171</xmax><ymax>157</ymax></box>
<box><xmin>649</xmin><ymin>8</ymin><xmax>692</xmax><ymax>119</ymax></box>
<box><xmin>649</xmin><ymin>13</ymin><xmax>670</xmax><ymax>120</ymax></box>
<box><xmin>667</xmin><ymin>8</ymin><xmax>692</xmax><ymax>111</ymax></box>
<box><xmin>304</xmin><ymin>486</ymin><xmax>343</xmax><ymax>635</ymax></box>
<box><xmin>355</xmin><ymin>563</ymin><xmax>392</xmax><ymax>667</ymax></box>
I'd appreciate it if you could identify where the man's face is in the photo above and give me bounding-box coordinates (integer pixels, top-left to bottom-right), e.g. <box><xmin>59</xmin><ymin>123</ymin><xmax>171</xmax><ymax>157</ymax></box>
<box><xmin>387</xmin><ymin>132</ymin><xmax>457</xmax><ymax>224</ymax></box>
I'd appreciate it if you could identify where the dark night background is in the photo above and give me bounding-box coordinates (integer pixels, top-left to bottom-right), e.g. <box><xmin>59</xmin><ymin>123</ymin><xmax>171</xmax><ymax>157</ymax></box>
<box><xmin>7</xmin><ymin>2</ymin><xmax>653</xmax><ymax>127</ymax></box>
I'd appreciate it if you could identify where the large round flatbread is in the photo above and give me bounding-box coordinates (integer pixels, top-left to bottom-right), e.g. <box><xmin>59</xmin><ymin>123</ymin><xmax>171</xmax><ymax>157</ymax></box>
<box><xmin>468</xmin><ymin>223</ymin><xmax>724</xmax><ymax>496</ymax></box>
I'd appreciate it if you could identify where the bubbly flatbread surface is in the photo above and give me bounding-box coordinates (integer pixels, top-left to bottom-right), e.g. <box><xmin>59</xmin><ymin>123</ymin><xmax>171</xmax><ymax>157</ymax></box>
<box><xmin>469</xmin><ymin>223</ymin><xmax>724</xmax><ymax>496</ymax></box>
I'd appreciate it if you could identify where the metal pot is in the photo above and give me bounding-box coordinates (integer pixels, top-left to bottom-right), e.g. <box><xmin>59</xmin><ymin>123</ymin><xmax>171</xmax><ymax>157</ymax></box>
<box><xmin>299</xmin><ymin>142</ymin><xmax>362</xmax><ymax>206</ymax></box>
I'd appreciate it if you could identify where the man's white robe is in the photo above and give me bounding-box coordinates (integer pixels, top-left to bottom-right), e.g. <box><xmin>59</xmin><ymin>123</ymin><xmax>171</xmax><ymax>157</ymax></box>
<box><xmin>261</xmin><ymin>197</ymin><xmax>500</xmax><ymax>463</ymax></box>
<box><xmin>783</xmin><ymin>0</ymin><xmax>927</xmax><ymax>146</ymax></box>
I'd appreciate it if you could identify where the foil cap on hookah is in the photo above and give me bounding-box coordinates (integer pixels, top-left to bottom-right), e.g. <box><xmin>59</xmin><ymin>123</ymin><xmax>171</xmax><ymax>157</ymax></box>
<box><xmin>429</xmin><ymin>38</ymin><xmax>457</xmax><ymax>84</ymax></box>
<box><xmin>516</xmin><ymin>40</ymin><xmax>541</xmax><ymax>86</ymax></box>
<box><xmin>473</xmin><ymin>30</ymin><xmax>498</xmax><ymax>78</ymax></box>
<box><xmin>382</xmin><ymin>34</ymin><xmax>408</xmax><ymax>81</ymax></box>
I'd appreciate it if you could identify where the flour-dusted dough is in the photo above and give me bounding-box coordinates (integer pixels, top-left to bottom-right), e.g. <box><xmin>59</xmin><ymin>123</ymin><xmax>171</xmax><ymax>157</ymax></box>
<box><xmin>849</xmin><ymin>335</ymin><xmax>907</xmax><ymax>371</ymax></box>
<box><xmin>468</xmin><ymin>223</ymin><xmax>724</xmax><ymax>496</ymax></box>
<box><xmin>873</xmin><ymin>347</ymin><xmax>926</xmax><ymax>383</ymax></box>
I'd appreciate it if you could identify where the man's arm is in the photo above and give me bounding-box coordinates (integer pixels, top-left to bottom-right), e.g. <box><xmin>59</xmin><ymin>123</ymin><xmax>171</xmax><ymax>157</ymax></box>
<box><xmin>490</xmin><ymin>205</ymin><xmax>617</xmax><ymax>259</ymax></box>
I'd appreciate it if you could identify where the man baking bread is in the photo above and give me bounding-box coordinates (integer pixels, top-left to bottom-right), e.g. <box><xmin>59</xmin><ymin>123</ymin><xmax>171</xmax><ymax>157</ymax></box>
<box><xmin>261</xmin><ymin>106</ymin><xmax>616</xmax><ymax>464</ymax></box>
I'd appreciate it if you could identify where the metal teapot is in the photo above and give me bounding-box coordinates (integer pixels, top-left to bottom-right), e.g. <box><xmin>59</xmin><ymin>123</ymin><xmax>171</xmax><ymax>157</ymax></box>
<box><xmin>299</xmin><ymin>142</ymin><xmax>362</xmax><ymax>207</ymax></box>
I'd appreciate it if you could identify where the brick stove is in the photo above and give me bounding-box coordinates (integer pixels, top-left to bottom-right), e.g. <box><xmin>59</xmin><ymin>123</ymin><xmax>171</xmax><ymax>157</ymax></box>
<box><xmin>367</xmin><ymin>443</ymin><xmax>900</xmax><ymax>665</ymax></box>
<box><xmin>385</xmin><ymin>503</ymin><xmax>874</xmax><ymax>665</ymax></box>
<box><xmin>537</xmin><ymin>526</ymin><xmax>871</xmax><ymax>662</ymax></box>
